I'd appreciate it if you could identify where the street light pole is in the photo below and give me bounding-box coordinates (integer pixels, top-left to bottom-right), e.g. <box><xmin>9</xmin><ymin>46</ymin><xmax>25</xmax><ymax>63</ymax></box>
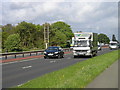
<box><xmin>44</xmin><ymin>23</ymin><xmax>50</xmax><ymax>49</ymax></box>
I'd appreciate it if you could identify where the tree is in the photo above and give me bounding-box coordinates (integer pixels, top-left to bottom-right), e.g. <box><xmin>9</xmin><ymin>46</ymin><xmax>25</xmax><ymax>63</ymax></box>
<box><xmin>98</xmin><ymin>34</ymin><xmax>110</xmax><ymax>44</ymax></box>
<box><xmin>2</xmin><ymin>24</ymin><xmax>18</xmax><ymax>50</ymax></box>
<box><xmin>2</xmin><ymin>24</ymin><xmax>17</xmax><ymax>34</ymax></box>
<box><xmin>2</xmin><ymin>24</ymin><xmax>13</xmax><ymax>32</ymax></box>
<box><xmin>112</xmin><ymin>34</ymin><xmax>117</xmax><ymax>41</ymax></box>
<box><xmin>2</xmin><ymin>21</ymin><xmax>74</xmax><ymax>51</ymax></box>
<box><xmin>16</xmin><ymin>21</ymin><xmax>37</xmax><ymax>49</ymax></box>
<box><xmin>50</xmin><ymin>30</ymin><xmax>67</xmax><ymax>47</ymax></box>
<box><xmin>50</xmin><ymin>21</ymin><xmax>74</xmax><ymax>47</ymax></box>
<box><xmin>4</xmin><ymin>34</ymin><xmax>20</xmax><ymax>52</ymax></box>
<box><xmin>50</xmin><ymin>21</ymin><xmax>74</xmax><ymax>40</ymax></box>
<box><xmin>35</xmin><ymin>24</ymin><xmax>44</xmax><ymax>49</ymax></box>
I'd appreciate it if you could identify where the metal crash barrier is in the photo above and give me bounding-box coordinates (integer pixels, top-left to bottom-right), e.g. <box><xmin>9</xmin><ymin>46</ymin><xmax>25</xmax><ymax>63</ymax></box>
<box><xmin>0</xmin><ymin>48</ymin><xmax>73</xmax><ymax>60</ymax></box>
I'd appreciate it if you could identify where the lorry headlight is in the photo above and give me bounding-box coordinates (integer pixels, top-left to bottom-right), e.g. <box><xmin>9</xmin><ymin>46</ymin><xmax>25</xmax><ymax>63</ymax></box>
<box><xmin>87</xmin><ymin>50</ymin><xmax>91</xmax><ymax>53</ymax></box>
<box><xmin>55</xmin><ymin>52</ymin><xmax>58</xmax><ymax>54</ymax></box>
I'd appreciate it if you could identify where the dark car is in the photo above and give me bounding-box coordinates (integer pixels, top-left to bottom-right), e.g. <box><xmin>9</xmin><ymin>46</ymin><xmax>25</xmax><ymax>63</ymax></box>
<box><xmin>44</xmin><ymin>46</ymin><xmax>64</xmax><ymax>59</ymax></box>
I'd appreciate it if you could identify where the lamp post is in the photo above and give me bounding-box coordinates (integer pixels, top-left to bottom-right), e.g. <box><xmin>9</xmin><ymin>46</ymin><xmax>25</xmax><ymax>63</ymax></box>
<box><xmin>44</xmin><ymin>23</ymin><xmax>50</xmax><ymax>49</ymax></box>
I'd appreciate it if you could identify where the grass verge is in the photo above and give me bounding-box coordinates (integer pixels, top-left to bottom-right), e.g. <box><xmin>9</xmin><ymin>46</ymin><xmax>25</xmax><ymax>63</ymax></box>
<box><xmin>16</xmin><ymin>50</ymin><xmax>119</xmax><ymax>88</ymax></box>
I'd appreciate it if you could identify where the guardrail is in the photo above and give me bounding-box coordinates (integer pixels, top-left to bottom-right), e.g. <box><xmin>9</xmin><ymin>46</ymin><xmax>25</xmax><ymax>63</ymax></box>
<box><xmin>0</xmin><ymin>48</ymin><xmax>73</xmax><ymax>60</ymax></box>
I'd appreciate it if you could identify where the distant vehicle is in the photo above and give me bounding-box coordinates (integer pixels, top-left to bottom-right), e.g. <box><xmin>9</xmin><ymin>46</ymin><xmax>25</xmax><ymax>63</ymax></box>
<box><xmin>71</xmin><ymin>32</ymin><xmax>98</xmax><ymax>58</ymax></box>
<box><xmin>98</xmin><ymin>42</ymin><xmax>102</xmax><ymax>50</ymax></box>
<box><xmin>44</xmin><ymin>46</ymin><xmax>64</xmax><ymax>59</ymax></box>
<box><xmin>118</xmin><ymin>44</ymin><xmax>120</xmax><ymax>48</ymax></box>
<box><xmin>109</xmin><ymin>41</ymin><xmax>119</xmax><ymax>50</ymax></box>
<box><xmin>98</xmin><ymin>45</ymin><xmax>102</xmax><ymax>50</ymax></box>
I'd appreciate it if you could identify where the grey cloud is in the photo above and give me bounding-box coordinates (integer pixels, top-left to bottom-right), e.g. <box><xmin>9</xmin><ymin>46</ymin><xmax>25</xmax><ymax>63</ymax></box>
<box><xmin>1</xmin><ymin>1</ymin><xmax>118</xmax><ymax>40</ymax></box>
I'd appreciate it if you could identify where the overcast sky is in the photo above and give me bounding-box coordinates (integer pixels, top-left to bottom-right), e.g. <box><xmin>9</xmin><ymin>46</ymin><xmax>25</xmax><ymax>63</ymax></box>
<box><xmin>1</xmin><ymin>0</ymin><xmax>119</xmax><ymax>40</ymax></box>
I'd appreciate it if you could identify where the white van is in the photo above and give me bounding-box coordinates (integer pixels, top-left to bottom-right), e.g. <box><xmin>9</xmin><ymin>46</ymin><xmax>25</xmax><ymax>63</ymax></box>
<box><xmin>109</xmin><ymin>41</ymin><xmax>119</xmax><ymax>50</ymax></box>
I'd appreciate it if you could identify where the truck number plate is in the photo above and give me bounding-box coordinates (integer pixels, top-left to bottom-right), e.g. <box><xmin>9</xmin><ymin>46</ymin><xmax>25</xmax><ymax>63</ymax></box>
<box><xmin>78</xmin><ymin>52</ymin><xmax>84</xmax><ymax>55</ymax></box>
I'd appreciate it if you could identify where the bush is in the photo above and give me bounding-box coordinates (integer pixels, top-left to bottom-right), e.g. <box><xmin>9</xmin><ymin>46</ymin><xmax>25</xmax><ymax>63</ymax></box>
<box><xmin>4</xmin><ymin>34</ymin><xmax>20</xmax><ymax>52</ymax></box>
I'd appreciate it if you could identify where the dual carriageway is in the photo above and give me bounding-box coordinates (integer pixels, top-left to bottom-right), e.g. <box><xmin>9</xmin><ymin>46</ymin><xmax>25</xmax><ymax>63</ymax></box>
<box><xmin>1</xmin><ymin>47</ymin><xmax>116</xmax><ymax>88</ymax></box>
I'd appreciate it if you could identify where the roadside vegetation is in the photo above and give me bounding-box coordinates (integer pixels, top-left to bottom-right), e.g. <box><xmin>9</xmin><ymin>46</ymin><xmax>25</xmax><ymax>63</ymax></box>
<box><xmin>1</xmin><ymin>21</ymin><xmax>74</xmax><ymax>52</ymax></box>
<box><xmin>1</xmin><ymin>21</ymin><xmax>111</xmax><ymax>53</ymax></box>
<box><xmin>16</xmin><ymin>50</ymin><xmax>119</xmax><ymax>88</ymax></box>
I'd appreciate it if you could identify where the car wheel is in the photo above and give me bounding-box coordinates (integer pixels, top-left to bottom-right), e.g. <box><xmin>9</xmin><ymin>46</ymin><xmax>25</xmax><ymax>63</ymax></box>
<box><xmin>58</xmin><ymin>55</ymin><xmax>61</xmax><ymax>59</ymax></box>
<box><xmin>44</xmin><ymin>56</ymin><xmax>46</xmax><ymax>59</ymax></box>
<box><xmin>60</xmin><ymin>55</ymin><xmax>63</xmax><ymax>58</ymax></box>
<box><xmin>44</xmin><ymin>56</ymin><xmax>49</xmax><ymax>59</ymax></box>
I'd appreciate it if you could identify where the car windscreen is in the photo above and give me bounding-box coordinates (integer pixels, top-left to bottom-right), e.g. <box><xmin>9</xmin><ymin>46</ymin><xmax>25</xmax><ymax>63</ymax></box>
<box><xmin>47</xmin><ymin>47</ymin><xmax>59</xmax><ymax>50</ymax></box>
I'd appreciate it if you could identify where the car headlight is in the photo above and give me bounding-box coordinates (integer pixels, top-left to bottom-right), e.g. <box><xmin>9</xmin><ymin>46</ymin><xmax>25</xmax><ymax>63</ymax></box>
<box><xmin>44</xmin><ymin>52</ymin><xmax>47</xmax><ymax>54</ymax></box>
<box><xmin>55</xmin><ymin>52</ymin><xmax>58</xmax><ymax>54</ymax></box>
<box><xmin>73</xmin><ymin>51</ymin><xmax>76</xmax><ymax>53</ymax></box>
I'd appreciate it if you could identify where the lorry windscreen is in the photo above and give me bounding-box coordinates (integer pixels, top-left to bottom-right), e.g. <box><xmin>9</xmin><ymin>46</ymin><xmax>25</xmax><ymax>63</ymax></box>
<box><xmin>75</xmin><ymin>40</ymin><xmax>88</xmax><ymax>47</ymax></box>
<box><xmin>110</xmin><ymin>43</ymin><xmax>117</xmax><ymax>45</ymax></box>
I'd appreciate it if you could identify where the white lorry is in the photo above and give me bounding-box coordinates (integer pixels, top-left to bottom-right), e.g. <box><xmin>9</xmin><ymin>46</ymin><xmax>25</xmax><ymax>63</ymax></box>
<box><xmin>109</xmin><ymin>41</ymin><xmax>119</xmax><ymax>50</ymax></box>
<box><xmin>71</xmin><ymin>32</ymin><xmax>98</xmax><ymax>58</ymax></box>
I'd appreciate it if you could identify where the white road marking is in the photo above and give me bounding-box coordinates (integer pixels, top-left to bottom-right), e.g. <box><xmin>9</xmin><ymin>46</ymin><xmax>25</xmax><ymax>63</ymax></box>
<box><xmin>2</xmin><ymin>61</ymin><xmax>19</xmax><ymax>65</ymax></box>
<box><xmin>67</xmin><ymin>57</ymin><xmax>71</xmax><ymax>59</ymax></box>
<box><xmin>22</xmin><ymin>66</ymin><xmax>32</xmax><ymax>69</ymax></box>
<box><xmin>17</xmin><ymin>83</ymin><xmax>24</xmax><ymax>87</ymax></box>
<box><xmin>50</xmin><ymin>61</ymin><xmax>56</xmax><ymax>63</ymax></box>
<box><xmin>1</xmin><ymin>53</ymin><xmax>72</xmax><ymax>65</ymax></box>
<box><xmin>19</xmin><ymin>59</ymin><xmax>37</xmax><ymax>62</ymax></box>
<box><xmin>17</xmin><ymin>81</ymin><xmax>30</xmax><ymax>87</ymax></box>
<box><xmin>2</xmin><ymin>58</ymin><xmax>38</xmax><ymax>65</ymax></box>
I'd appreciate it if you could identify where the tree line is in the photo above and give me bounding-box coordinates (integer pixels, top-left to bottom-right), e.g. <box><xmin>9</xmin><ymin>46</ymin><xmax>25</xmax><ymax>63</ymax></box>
<box><xmin>2</xmin><ymin>21</ymin><xmax>74</xmax><ymax>52</ymax></box>
<box><xmin>1</xmin><ymin>21</ymin><xmax>112</xmax><ymax>52</ymax></box>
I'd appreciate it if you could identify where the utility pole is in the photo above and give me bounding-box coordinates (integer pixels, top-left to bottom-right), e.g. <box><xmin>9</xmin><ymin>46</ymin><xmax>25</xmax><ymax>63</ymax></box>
<box><xmin>44</xmin><ymin>23</ymin><xmax>50</xmax><ymax>49</ymax></box>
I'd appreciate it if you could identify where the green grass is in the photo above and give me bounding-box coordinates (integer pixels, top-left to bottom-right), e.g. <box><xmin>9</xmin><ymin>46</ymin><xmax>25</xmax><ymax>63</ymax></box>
<box><xmin>16</xmin><ymin>50</ymin><xmax>119</xmax><ymax>88</ymax></box>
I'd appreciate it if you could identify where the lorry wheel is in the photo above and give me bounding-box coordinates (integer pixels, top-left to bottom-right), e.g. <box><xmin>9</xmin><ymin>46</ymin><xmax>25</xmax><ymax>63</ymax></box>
<box><xmin>90</xmin><ymin>54</ymin><xmax>93</xmax><ymax>58</ymax></box>
<box><xmin>95</xmin><ymin>53</ymin><xmax>97</xmax><ymax>56</ymax></box>
<box><xmin>94</xmin><ymin>51</ymin><xmax>97</xmax><ymax>56</ymax></box>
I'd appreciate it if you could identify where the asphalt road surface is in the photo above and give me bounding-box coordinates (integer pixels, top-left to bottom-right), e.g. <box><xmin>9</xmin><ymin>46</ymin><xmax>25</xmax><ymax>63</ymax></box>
<box><xmin>2</xmin><ymin>48</ymin><xmax>115</xmax><ymax>88</ymax></box>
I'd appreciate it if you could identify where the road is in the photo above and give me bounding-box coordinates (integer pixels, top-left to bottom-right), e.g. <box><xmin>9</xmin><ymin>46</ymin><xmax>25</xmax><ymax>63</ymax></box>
<box><xmin>2</xmin><ymin>48</ymin><xmax>114</xmax><ymax>88</ymax></box>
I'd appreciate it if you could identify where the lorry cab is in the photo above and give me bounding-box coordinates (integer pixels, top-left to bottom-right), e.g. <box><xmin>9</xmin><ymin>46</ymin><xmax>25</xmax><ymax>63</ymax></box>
<box><xmin>72</xmin><ymin>32</ymin><xmax>98</xmax><ymax>58</ymax></box>
<box><xmin>73</xmin><ymin>39</ymin><xmax>92</xmax><ymax>57</ymax></box>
